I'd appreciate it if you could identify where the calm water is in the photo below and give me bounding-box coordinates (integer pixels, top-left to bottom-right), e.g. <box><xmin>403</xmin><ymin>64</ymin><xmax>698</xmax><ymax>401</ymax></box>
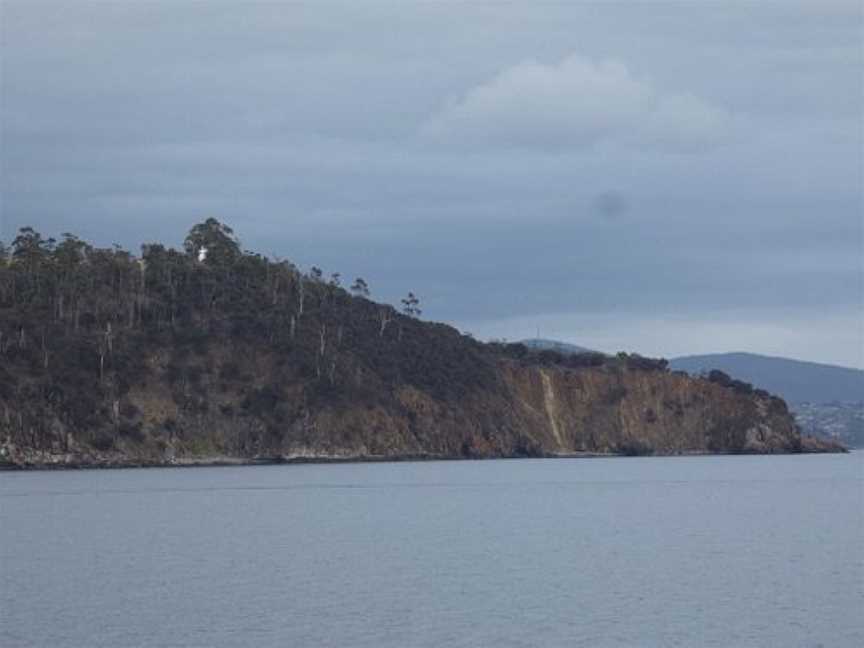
<box><xmin>1</xmin><ymin>453</ymin><xmax>862</xmax><ymax>648</ymax></box>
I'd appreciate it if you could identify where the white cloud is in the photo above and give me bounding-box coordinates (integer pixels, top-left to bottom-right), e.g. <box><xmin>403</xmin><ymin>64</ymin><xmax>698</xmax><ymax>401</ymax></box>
<box><xmin>420</xmin><ymin>54</ymin><xmax>731</xmax><ymax>153</ymax></box>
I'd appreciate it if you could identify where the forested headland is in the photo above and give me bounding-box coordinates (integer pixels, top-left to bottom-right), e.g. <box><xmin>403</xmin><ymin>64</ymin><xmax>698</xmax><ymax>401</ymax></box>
<box><xmin>0</xmin><ymin>219</ymin><xmax>844</xmax><ymax>467</ymax></box>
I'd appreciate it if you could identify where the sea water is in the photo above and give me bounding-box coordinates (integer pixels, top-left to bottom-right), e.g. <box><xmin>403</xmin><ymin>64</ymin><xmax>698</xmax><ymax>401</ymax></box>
<box><xmin>1</xmin><ymin>452</ymin><xmax>862</xmax><ymax>647</ymax></box>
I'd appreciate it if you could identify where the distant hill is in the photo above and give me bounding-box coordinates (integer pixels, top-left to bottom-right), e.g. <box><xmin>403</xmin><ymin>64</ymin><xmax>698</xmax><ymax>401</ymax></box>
<box><xmin>669</xmin><ymin>353</ymin><xmax>864</xmax><ymax>405</ymax></box>
<box><xmin>520</xmin><ymin>338</ymin><xmax>599</xmax><ymax>355</ymax></box>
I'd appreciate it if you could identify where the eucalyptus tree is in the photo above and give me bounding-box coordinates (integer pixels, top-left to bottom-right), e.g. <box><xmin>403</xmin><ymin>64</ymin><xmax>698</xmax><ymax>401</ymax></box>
<box><xmin>10</xmin><ymin>227</ymin><xmax>54</xmax><ymax>310</ymax></box>
<box><xmin>401</xmin><ymin>292</ymin><xmax>421</xmax><ymax>318</ymax></box>
<box><xmin>12</xmin><ymin>227</ymin><xmax>52</xmax><ymax>272</ymax></box>
<box><xmin>52</xmin><ymin>233</ymin><xmax>92</xmax><ymax>327</ymax></box>
<box><xmin>350</xmin><ymin>278</ymin><xmax>370</xmax><ymax>298</ymax></box>
<box><xmin>183</xmin><ymin>218</ymin><xmax>241</xmax><ymax>267</ymax></box>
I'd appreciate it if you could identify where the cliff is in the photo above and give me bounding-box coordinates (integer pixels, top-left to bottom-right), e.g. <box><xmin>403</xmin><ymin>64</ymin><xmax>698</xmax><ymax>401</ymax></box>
<box><xmin>0</xmin><ymin>221</ymin><xmax>844</xmax><ymax>468</ymax></box>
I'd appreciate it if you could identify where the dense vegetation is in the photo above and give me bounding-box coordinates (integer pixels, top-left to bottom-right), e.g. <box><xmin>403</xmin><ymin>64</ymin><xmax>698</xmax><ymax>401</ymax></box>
<box><xmin>0</xmin><ymin>220</ymin><xmax>510</xmax><ymax>453</ymax></box>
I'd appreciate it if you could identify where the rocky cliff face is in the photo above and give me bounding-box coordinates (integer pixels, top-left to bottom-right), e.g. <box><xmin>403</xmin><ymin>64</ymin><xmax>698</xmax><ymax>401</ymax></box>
<box><xmin>1</xmin><ymin>341</ymin><xmax>840</xmax><ymax>469</ymax></box>
<box><xmin>280</xmin><ymin>361</ymin><xmax>821</xmax><ymax>460</ymax></box>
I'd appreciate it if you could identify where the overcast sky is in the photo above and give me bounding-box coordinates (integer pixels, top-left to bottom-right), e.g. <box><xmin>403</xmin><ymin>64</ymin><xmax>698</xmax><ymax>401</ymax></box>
<box><xmin>1</xmin><ymin>1</ymin><xmax>862</xmax><ymax>367</ymax></box>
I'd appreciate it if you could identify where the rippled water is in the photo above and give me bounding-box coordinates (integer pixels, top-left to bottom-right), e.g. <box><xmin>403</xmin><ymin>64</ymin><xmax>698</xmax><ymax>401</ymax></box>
<box><xmin>1</xmin><ymin>453</ymin><xmax>862</xmax><ymax>648</ymax></box>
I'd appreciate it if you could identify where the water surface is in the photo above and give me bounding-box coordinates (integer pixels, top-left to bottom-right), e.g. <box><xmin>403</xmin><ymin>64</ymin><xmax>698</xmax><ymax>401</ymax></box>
<box><xmin>2</xmin><ymin>453</ymin><xmax>862</xmax><ymax>647</ymax></box>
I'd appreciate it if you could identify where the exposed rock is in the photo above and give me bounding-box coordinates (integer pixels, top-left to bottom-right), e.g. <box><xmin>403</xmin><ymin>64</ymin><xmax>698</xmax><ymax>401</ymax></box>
<box><xmin>0</xmin><ymin>345</ymin><xmax>843</xmax><ymax>469</ymax></box>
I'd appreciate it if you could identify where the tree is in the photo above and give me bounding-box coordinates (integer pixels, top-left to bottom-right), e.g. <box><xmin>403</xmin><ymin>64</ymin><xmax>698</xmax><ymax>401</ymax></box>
<box><xmin>12</xmin><ymin>227</ymin><xmax>52</xmax><ymax>273</ymax></box>
<box><xmin>54</xmin><ymin>233</ymin><xmax>90</xmax><ymax>267</ymax></box>
<box><xmin>141</xmin><ymin>243</ymin><xmax>188</xmax><ymax>329</ymax></box>
<box><xmin>52</xmin><ymin>233</ymin><xmax>92</xmax><ymax>324</ymax></box>
<box><xmin>401</xmin><ymin>292</ymin><xmax>421</xmax><ymax>318</ymax></box>
<box><xmin>183</xmin><ymin>218</ymin><xmax>240</xmax><ymax>266</ymax></box>
<box><xmin>707</xmin><ymin>369</ymin><xmax>732</xmax><ymax>386</ymax></box>
<box><xmin>350</xmin><ymin>277</ymin><xmax>370</xmax><ymax>298</ymax></box>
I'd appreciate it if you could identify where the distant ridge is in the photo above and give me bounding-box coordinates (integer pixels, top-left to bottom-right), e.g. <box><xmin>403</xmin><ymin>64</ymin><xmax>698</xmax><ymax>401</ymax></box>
<box><xmin>520</xmin><ymin>338</ymin><xmax>599</xmax><ymax>355</ymax></box>
<box><xmin>669</xmin><ymin>352</ymin><xmax>864</xmax><ymax>405</ymax></box>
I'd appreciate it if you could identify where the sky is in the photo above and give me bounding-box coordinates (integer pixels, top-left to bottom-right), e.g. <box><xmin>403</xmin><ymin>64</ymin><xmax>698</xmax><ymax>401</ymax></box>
<box><xmin>1</xmin><ymin>1</ymin><xmax>862</xmax><ymax>367</ymax></box>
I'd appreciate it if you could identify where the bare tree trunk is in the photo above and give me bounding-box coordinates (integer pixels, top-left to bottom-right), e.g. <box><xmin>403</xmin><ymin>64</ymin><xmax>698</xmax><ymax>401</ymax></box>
<box><xmin>379</xmin><ymin>310</ymin><xmax>391</xmax><ymax>338</ymax></box>
<box><xmin>319</xmin><ymin>324</ymin><xmax>326</xmax><ymax>358</ymax></box>
<box><xmin>41</xmin><ymin>331</ymin><xmax>49</xmax><ymax>369</ymax></box>
<box><xmin>297</xmin><ymin>280</ymin><xmax>305</xmax><ymax>318</ymax></box>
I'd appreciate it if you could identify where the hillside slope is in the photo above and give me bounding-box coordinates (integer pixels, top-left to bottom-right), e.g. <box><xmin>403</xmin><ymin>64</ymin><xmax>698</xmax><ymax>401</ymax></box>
<box><xmin>0</xmin><ymin>221</ymin><xmax>843</xmax><ymax>468</ymax></box>
<box><xmin>669</xmin><ymin>352</ymin><xmax>864</xmax><ymax>404</ymax></box>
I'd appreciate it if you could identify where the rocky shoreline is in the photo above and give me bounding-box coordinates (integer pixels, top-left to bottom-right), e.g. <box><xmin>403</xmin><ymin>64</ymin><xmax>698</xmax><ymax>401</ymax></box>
<box><xmin>1</xmin><ymin>439</ymin><xmax>847</xmax><ymax>471</ymax></box>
